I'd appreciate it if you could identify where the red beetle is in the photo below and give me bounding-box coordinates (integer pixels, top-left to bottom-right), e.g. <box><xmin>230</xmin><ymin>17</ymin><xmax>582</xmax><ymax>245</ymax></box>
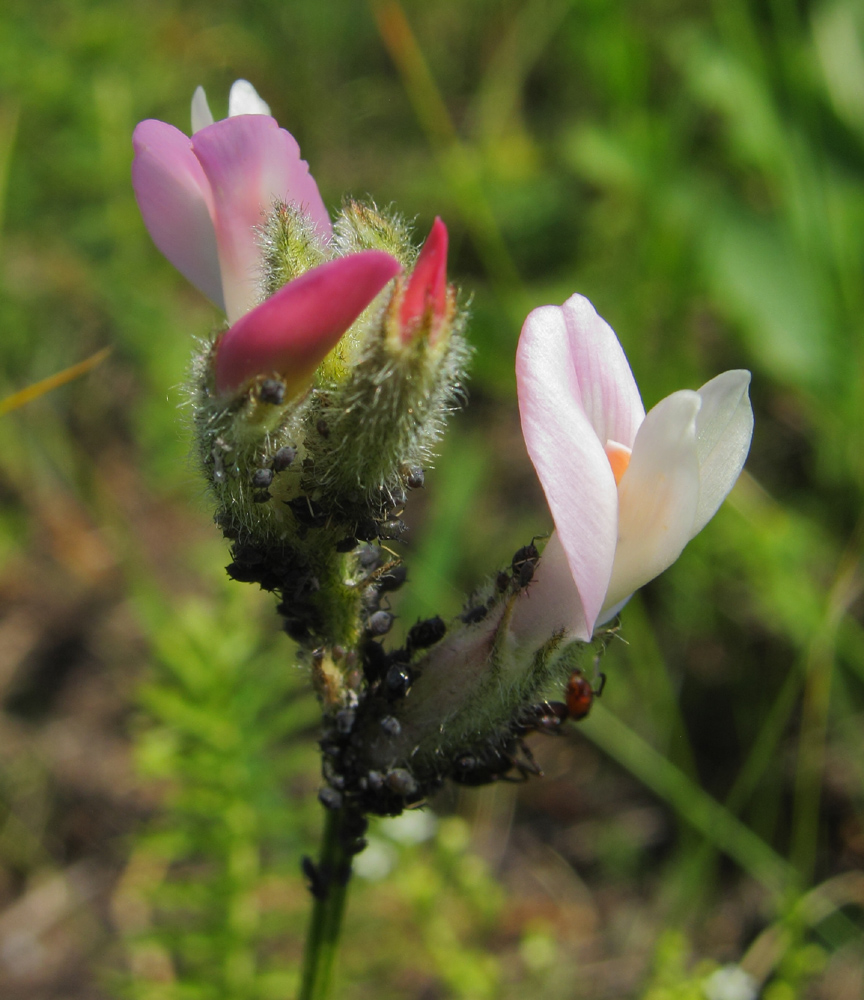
<box><xmin>565</xmin><ymin>670</ymin><xmax>606</xmax><ymax>721</ymax></box>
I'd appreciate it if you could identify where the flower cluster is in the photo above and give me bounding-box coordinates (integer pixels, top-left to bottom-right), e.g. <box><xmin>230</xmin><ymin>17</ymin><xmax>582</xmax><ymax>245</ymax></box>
<box><xmin>133</xmin><ymin>81</ymin><xmax>469</xmax><ymax>656</ymax></box>
<box><xmin>133</xmin><ymin>81</ymin><xmax>753</xmax><ymax>815</ymax></box>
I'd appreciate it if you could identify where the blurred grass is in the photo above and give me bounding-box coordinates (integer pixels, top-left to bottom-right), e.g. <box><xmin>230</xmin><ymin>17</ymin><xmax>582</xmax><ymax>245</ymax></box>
<box><xmin>0</xmin><ymin>0</ymin><xmax>862</xmax><ymax>997</ymax></box>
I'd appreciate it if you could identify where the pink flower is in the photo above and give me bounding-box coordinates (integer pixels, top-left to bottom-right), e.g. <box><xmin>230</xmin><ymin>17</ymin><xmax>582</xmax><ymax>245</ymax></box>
<box><xmin>515</xmin><ymin>293</ymin><xmax>753</xmax><ymax>640</ymax></box>
<box><xmin>132</xmin><ymin>81</ymin><xmax>401</xmax><ymax>396</ymax></box>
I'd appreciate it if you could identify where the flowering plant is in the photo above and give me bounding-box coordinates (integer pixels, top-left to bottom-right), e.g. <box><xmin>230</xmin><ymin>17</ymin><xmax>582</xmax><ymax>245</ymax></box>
<box><xmin>131</xmin><ymin>80</ymin><xmax>753</xmax><ymax>1000</ymax></box>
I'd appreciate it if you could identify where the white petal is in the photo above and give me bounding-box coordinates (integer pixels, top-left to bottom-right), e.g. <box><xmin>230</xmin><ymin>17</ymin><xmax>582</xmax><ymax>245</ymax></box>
<box><xmin>228</xmin><ymin>79</ymin><xmax>271</xmax><ymax>117</ymax></box>
<box><xmin>692</xmin><ymin>370</ymin><xmax>754</xmax><ymax>535</ymax></box>
<box><xmin>595</xmin><ymin>593</ymin><xmax>632</xmax><ymax>628</ymax></box>
<box><xmin>191</xmin><ymin>86</ymin><xmax>214</xmax><ymax>134</ymax></box>
<box><xmin>604</xmin><ymin>390</ymin><xmax>702</xmax><ymax>609</ymax></box>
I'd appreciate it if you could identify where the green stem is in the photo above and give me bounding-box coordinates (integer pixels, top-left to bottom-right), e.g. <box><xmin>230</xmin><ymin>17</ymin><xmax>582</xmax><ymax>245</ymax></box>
<box><xmin>298</xmin><ymin>807</ymin><xmax>354</xmax><ymax>1000</ymax></box>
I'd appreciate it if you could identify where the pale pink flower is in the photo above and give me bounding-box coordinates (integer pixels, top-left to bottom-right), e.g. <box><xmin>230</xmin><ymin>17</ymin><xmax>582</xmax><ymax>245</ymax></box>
<box><xmin>515</xmin><ymin>293</ymin><xmax>753</xmax><ymax>640</ymax></box>
<box><xmin>132</xmin><ymin>81</ymin><xmax>401</xmax><ymax>396</ymax></box>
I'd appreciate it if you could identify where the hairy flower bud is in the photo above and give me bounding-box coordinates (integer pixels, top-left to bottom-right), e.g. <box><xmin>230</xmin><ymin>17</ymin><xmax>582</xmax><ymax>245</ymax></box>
<box><xmin>135</xmin><ymin>83</ymin><xmax>591</xmax><ymax>821</ymax></box>
<box><xmin>395</xmin><ymin>216</ymin><xmax>450</xmax><ymax>346</ymax></box>
<box><xmin>302</xmin><ymin>216</ymin><xmax>470</xmax><ymax>513</ymax></box>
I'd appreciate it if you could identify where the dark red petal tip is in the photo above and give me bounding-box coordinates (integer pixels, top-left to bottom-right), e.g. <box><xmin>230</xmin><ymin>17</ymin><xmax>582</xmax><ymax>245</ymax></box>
<box><xmin>399</xmin><ymin>217</ymin><xmax>449</xmax><ymax>341</ymax></box>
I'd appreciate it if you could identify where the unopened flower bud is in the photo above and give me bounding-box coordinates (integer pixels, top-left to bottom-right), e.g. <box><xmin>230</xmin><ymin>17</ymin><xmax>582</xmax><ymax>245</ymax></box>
<box><xmin>395</xmin><ymin>217</ymin><xmax>450</xmax><ymax>346</ymax></box>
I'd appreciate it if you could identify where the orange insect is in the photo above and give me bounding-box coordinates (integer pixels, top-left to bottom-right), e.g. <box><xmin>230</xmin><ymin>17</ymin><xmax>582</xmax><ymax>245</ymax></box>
<box><xmin>565</xmin><ymin>670</ymin><xmax>606</xmax><ymax>721</ymax></box>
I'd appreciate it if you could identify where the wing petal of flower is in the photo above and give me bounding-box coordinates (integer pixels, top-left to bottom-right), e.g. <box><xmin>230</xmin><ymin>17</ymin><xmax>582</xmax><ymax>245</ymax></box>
<box><xmin>692</xmin><ymin>370</ymin><xmax>754</xmax><ymax>535</ymax></box>
<box><xmin>132</xmin><ymin>119</ymin><xmax>224</xmax><ymax>310</ymax></box>
<box><xmin>604</xmin><ymin>390</ymin><xmax>701</xmax><ymax>609</ymax></box>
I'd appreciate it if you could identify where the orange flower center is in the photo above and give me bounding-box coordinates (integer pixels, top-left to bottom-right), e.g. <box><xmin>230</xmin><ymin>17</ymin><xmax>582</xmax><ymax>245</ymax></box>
<box><xmin>605</xmin><ymin>440</ymin><xmax>632</xmax><ymax>486</ymax></box>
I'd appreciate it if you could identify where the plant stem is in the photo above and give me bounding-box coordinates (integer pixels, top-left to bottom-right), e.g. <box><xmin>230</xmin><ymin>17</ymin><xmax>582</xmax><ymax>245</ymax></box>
<box><xmin>298</xmin><ymin>807</ymin><xmax>354</xmax><ymax>1000</ymax></box>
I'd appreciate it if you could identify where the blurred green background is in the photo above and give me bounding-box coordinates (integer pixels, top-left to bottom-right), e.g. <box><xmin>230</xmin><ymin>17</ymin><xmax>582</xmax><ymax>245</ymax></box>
<box><xmin>0</xmin><ymin>0</ymin><xmax>863</xmax><ymax>997</ymax></box>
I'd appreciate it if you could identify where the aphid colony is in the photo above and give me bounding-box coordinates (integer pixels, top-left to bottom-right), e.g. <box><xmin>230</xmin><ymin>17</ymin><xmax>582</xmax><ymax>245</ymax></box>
<box><xmin>310</xmin><ymin>537</ymin><xmax>608</xmax><ymax>822</ymax></box>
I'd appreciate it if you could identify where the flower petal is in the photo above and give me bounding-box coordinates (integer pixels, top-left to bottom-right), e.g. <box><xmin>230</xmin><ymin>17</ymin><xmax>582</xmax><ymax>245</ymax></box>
<box><xmin>604</xmin><ymin>390</ymin><xmax>702</xmax><ymax>610</ymax></box>
<box><xmin>560</xmin><ymin>294</ymin><xmax>645</xmax><ymax>449</ymax></box>
<box><xmin>190</xmin><ymin>86</ymin><xmax>214</xmax><ymax>134</ymax></box>
<box><xmin>508</xmin><ymin>532</ymin><xmax>591</xmax><ymax>642</ymax></box>
<box><xmin>192</xmin><ymin>115</ymin><xmax>333</xmax><ymax>323</ymax></box>
<box><xmin>214</xmin><ymin>250</ymin><xmax>402</xmax><ymax>395</ymax></box>
<box><xmin>692</xmin><ymin>370</ymin><xmax>753</xmax><ymax>535</ymax></box>
<box><xmin>399</xmin><ymin>217</ymin><xmax>448</xmax><ymax>343</ymax></box>
<box><xmin>595</xmin><ymin>593</ymin><xmax>632</xmax><ymax>627</ymax></box>
<box><xmin>517</xmin><ymin>303</ymin><xmax>619</xmax><ymax>635</ymax></box>
<box><xmin>132</xmin><ymin>119</ymin><xmax>224</xmax><ymax>310</ymax></box>
<box><xmin>228</xmin><ymin>79</ymin><xmax>271</xmax><ymax>117</ymax></box>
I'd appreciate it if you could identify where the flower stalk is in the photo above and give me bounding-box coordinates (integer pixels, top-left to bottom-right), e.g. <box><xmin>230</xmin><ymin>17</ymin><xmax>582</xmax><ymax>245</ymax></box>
<box><xmin>298</xmin><ymin>807</ymin><xmax>360</xmax><ymax>1000</ymax></box>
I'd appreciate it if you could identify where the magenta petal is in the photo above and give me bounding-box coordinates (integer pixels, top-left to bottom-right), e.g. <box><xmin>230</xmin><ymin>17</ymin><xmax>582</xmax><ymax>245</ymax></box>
<box><xmin>132</xmin><ymin>119</ymin><xmax>224</xmax><ymax>309</ymax></box>
<box><xmin>516</xmin><ymin>303</ymin><xmax>620</xmax><ymax>635</ymax></box>
<box><xmin>399</xmin><ymin>217</ymin><xmax>448</xmax><ymax>342</ymax></box>
<box><xmin>560</xmin><ymin>294</ymin><xmax>645</xmax><ymax>449</ymax></box>
<box><xmin>192</xmin><ymin>116</ymin><xmax>333</xmax><ymax>323</ymax></box>
<box><xmin>214</xmin><ymin>250</ymin><xmax>402</xmax><ymax>395</ymax></box>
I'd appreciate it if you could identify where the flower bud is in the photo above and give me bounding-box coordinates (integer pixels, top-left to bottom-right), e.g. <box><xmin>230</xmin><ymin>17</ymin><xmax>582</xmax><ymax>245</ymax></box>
<box><xmin>303</xmin><ymin>217</ymin><xmax>469</xmax><ymax>512</ymax></box>
<box><xmin>394</xmin><ymin>216</ymin><xmax>450</xmax><ymax>346</ymax></box>
<box><xmin>182</xmin><ymin>204</ymin><xmax>469</xmax><ymax>660</ymax></box>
